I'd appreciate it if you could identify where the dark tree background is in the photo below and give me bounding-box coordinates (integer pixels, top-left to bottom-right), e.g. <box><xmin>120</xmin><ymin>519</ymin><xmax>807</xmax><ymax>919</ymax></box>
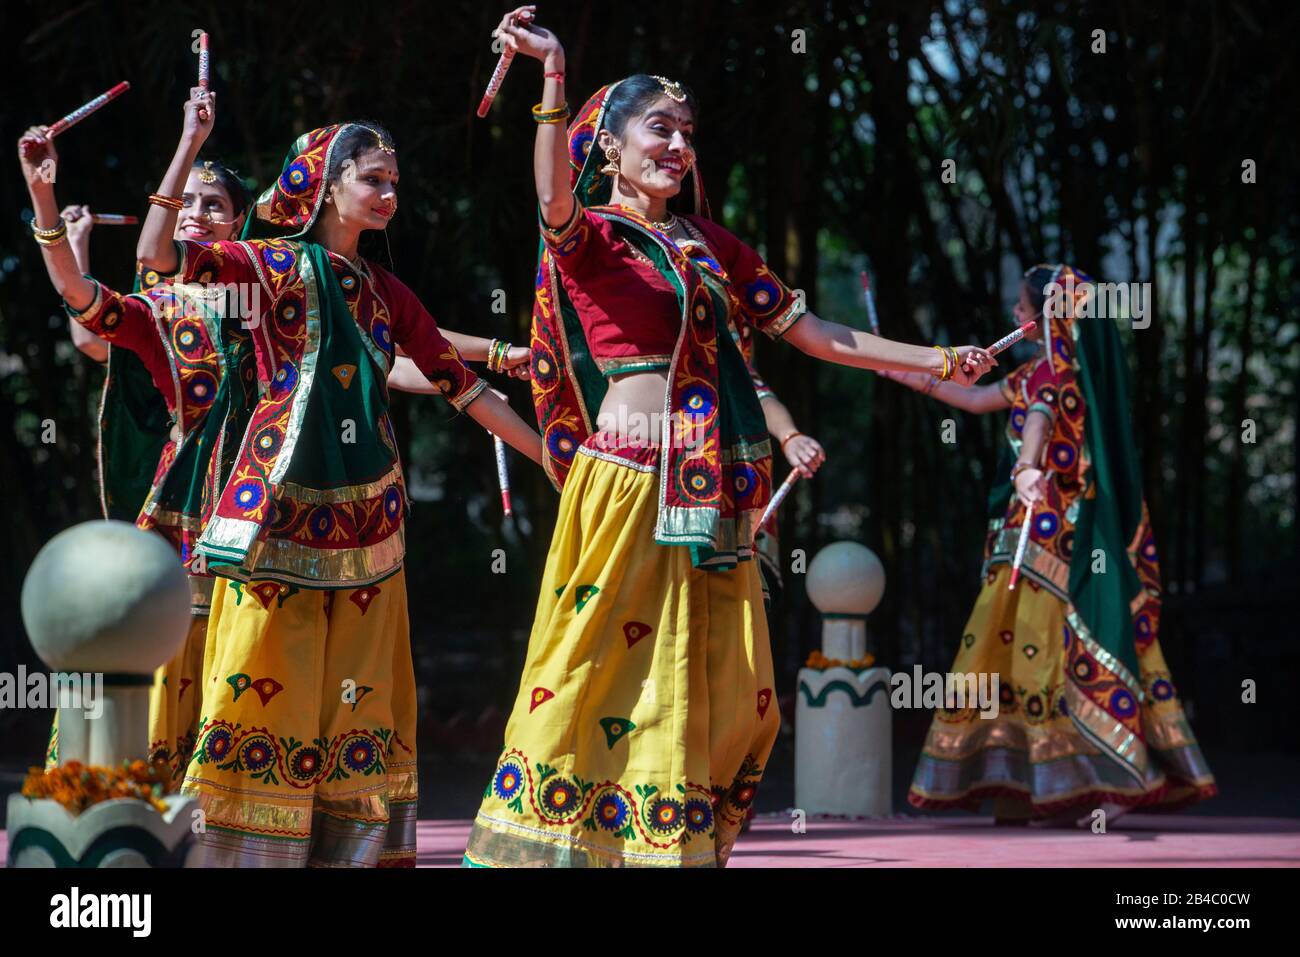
<box><xmin>1</xmin><ymin>0</ymin><xmax>1296</xmax><ymax>813</ymax></box>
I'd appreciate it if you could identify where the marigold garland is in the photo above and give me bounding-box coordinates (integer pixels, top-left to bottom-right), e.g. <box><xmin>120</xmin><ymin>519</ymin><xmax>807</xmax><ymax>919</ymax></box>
<box><xmin>21</xmin><ymin>759</ymin><xmax>170</xmax><ymax>815</ymax></box>
<box><xmin>805</xmin><ymin>649</ymin><xmax>876</xmax><ymax>671</ymax></box>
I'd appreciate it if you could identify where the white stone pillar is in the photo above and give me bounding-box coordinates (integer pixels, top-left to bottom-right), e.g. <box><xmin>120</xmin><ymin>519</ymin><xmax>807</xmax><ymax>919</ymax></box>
<box><xmin>795</xmin><ymin>541</ymin><xmax>892</xmax><ymax>816</ymax></box>
<box><xmin>9</xmin><ymin>520</ymin><xmax>197</xmax><ymax>867</ymax></box>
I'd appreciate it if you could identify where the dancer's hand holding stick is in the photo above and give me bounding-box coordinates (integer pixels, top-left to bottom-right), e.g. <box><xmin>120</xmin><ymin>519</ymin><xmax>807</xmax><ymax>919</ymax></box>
<box><xmin>479</xmin><ymin>7</ymin><xmax>536</xmax><ymax>116</ymax></box>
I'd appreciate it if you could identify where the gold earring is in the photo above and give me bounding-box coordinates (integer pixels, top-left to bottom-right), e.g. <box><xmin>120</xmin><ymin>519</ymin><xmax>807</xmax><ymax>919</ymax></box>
<box><xmin>601</xmin><ymin>147</ymin><xmax>621</xmax><ymax>177</ymax></box>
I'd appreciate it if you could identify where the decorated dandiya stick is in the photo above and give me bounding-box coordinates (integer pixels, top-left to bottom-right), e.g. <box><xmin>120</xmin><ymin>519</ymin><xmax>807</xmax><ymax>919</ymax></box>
<box><xmin>493</xmin><ymin>434</ymin><xmax>513</xmax><ymax>517</ymax></box>
<box><xmin>1008</xmin><ymin>503</ymin><xmax>1034</xmax><ymax>590</ymax></box>
<box><xmin>476</xmin><ymin>9</ymin><xmax>533</xmax><ymax>118</ymax></box>
<box><xmin>859</xmin><ymin>270</ymin><xmax>881</xmax><ymax>334</ymax></box>
<box><xmin>90</xmin><ymin>214</ymin><xmax>138</xmax><ymax>225</ymax></box>
<box><xmin>198</xmin><ymin>31</ymin><xmax>210</xmax><ymax>90</ymax></box>
<box><xmin>985</xmin><ymin>320</ymin><xmax>1038</xmax><ymax>357</ymax></box>
<box><xmin>46</xmin><ymin>82</ymin><xmax>130</xmax><ymax>139</ymax></box>
<box><xmin>753</xmin><ymin>470</ymin><xmax>801</xmax><ymax>543</ymax></box>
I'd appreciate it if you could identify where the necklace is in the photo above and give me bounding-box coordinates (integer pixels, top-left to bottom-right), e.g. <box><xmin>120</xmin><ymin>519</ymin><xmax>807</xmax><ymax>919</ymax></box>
<box><xmin>649</xmin><ymin>213</ymin><xmax>678</xmax><ymax>232</ymax></box>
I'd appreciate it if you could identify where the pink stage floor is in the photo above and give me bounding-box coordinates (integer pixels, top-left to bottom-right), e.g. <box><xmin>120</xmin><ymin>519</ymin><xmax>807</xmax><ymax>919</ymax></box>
<box><xmin>5</xmin><ymin>813</ymin><xmax>1297</xmax><ymax>867</ymax></box>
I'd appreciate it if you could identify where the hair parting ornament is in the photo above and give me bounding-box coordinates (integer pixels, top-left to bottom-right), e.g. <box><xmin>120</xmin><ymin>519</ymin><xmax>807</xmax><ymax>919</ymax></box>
<box><xmin>651</xmin><ymin>75</ymin><xmax>688</xmax><ymax>103</ymax></box>
<box><xmin>197</xmin><ymin>160</ymin><xmax>218</xmax><ymax>185</ymax></box>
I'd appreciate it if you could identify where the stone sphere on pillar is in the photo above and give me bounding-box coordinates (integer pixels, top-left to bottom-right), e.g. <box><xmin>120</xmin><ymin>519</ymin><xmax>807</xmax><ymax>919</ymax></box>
<box><xmin>21</xmin><ymin>520</ymin><xmax>191</xmax><ymax>674</ymax></box>
<box><xmin>806</xmin><ymin>541</ymin><xmax>886</xmax><ymax>617</ymax></box>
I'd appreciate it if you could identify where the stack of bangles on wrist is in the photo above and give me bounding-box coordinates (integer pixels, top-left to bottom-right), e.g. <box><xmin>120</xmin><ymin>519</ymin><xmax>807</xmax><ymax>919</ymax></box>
<box><xmin>931</xmin><ymin>344</ymin><xmax>961</xmax><ymax>382</ymax></box>
<box><xmin>1010</xmin><ymin>462</ymin><xmax>1035</xmax><ymax>482</ymax></box>
<box><xmin>148</xmin><ymin>192</ymin><xmax>184</xmax><ymax>211</ymax></box>
<box><xmin>486</xmin><ymin>338</ymin><xmax>514</xmax><ymax>374</ymax></box>
<box><xmin>532</xmin><ymin>102</ymin><xmax>570</xmax><ymax>125</ymax></box>
<box><xmin>30</xmin><ymin>217</ymin><xmax>68</xmax><ymax>248</ymax></box>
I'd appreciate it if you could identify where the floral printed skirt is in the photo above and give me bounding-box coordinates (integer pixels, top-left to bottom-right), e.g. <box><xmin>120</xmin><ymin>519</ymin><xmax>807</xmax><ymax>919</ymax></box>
<box><xmin>464</xmin><ymin>438</ymin><xmax>778</xmax><ymax>867</ymax></box>
<box><xmin>909</xmin><ymin>564</ymin><xmax>1216</xmax><ymax>816</ymax></box>
<box><xmin>181</xmin><ymin>568</ymin><xmax>416</xmax><ymax>867</ymax></box>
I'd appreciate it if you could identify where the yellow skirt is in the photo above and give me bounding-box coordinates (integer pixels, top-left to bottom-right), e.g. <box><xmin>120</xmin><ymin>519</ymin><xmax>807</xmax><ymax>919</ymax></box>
<box><xmin>464</xmin><ymin>442</ymin><xmax>778</xmax><ymax>867</ymax></box>
<box><xmin>909</xmin><ymin>565</ymin><xmax>1216</xmax><ymax>816</ymax></box>
<box><xmin>180</xmin><ymin>568</ymin><xmax>417</xmax><ymax>867</ymax></box>
<box><xmin>148</xmin><ymin>614</ymin><xmax>208</xmax><ymax>788</ymax></box>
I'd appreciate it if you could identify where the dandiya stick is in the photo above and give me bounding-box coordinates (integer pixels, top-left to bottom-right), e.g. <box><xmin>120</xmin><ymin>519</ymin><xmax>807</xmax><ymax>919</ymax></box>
<box><xmin>493</xmin><ymin>435</ymin><xmax>512</xmax><ymax>517</ymax></box>
<box><xmin>476</xmin><ymin>9</ymin><xmax>533</xmax><ymax>118</ymax></box>
<box><xmin>198</xmin><ymin>32</ymin><xmax>211</xmax><ymax>90</ymax></box>
<box><xmin>986</xmin><ymin>320</ymin><xmax>1037</xmax><ymax>357</ymax></box>
<box><xmin>859</xmin><ymin>270</ymin><xmax>880</xmax><ymax>334</ymax></box>
<box><xmin>47</xmin><ymin>82</ymin><xmax>130</xmax><ymax>138</ymax></box>
<box><xmin>91</xmin><ymin>214</ymin><xmax>138</xmax><ymax>225</ymax></box>
<box><xmin>1008</xmin><ymin>503</ymin><xmax>1034</xmax><ymax>590</ymax></box>
<box><xmin>754</xmin><ymin>470</ymin><xmax>801</xmax><ymax>543</ymax></box>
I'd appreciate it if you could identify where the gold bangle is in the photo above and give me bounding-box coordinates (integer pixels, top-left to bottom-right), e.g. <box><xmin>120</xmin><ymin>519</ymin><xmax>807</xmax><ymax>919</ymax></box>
<box><xmin>30</xmin><ymin>217</ymin><xmax>68</xmax><ymax>240</ymax></box>
<box><xmin>34</xmin><ymin>231</ymin><xmax>68</xmax><ymax>248</ymax></box>
<box><xmin>779</xmin><ymin>431</ymin><xmax>803</xmax><ymax>451</ymax></box>
<box><xmin>933</xmin><ymin>345</ymin><xmax>948</xmax><ymax>381</ymax></box>
<box><xmin>148</xmin><ymin>192</ymin><xmax>184</xmax><ymax>211</ymax></box>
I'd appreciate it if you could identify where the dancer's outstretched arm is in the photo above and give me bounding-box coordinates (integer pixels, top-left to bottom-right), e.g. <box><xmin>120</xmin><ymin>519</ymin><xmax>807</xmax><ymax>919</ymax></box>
<box><xmin>783</xmin><ymin>310</ymin><xmax>996</xmax><ymax>386</ymax></box>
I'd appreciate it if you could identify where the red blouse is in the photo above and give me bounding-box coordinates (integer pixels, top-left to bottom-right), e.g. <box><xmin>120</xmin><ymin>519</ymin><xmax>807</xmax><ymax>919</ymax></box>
<box><xmin>540</xmin><ymin>202</ymin><xmax>803</xmax><ymax>375</ymax></box>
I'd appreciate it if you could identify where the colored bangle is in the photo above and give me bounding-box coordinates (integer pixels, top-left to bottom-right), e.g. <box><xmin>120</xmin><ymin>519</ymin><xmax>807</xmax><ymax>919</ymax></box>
<box><xmin>148</xmin><ymin>192</ymin><xmax>184</xmax><ymax>211</ymax></box>
<box><xmin>922</xmin><ymin>375</ymin><xmax>939</xmax><ymax>396</ymax></box>
<box><xmin>779</xmin><ymin>431</ymin><xmax>803</xmax><ymax>451</ymax></box>
<box><xmin>544</xmin><ymin>71</ymin><xmax>565</xmax><ymax>82</ymax></box>
<box><xmin>531</xmin><ymin>102</ymin><xmax>570</xmax><ymax>124</ymax></box>
<box><xmin>1010</xmin><ymin>462</ymin><xmax>1034</xmax><ymax>482</ymax></box>
<box><xmin>947</xmin><ymin>346</ymin><xmax>960</xmax><ymax>380</ymax></box>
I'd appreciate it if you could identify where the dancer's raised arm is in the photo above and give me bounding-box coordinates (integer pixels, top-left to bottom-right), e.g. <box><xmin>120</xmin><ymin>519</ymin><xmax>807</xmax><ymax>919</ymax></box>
<box><xmin>495</xmin><ymin>6</ymin><xmax>571</xmax><ymax>228</ymax></box>
<box><xmin>137</xmin><ymin>86</ymin><xmax>216</xmax><ymax>274</ymax></box>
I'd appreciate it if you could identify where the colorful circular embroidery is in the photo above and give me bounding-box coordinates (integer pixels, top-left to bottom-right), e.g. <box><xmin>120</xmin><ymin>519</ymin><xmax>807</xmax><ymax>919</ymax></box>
<box><xmin>383</xmin><ymin>485</ymin><xmax>403</xmax><ymax>521</ymax></box>
<box><xmin>681</xmin><ymin>383</ymin><xmax>716</xmax><ymax>418</ymax></box>
<box><xmin>252</xmin><ymin>425</ymin><xmax>283</xmax><ymax>463</ymax></box>
<box><xmin>204</xmin><ymin>727</ymin><xmax>232</xmax><ymax>761</ymax></box>
<box><xmin>234</xmin><ymin>481</ymin><xmax>265</xmax><ymax>512</ymax></box>
<box><xmin>540</xmin><ymin>777</ymin><xmax>581</xmax><ymax>816</ymax></box>
<box><xmin>744</xmin><ymin>277</ymin><xmax>781</xmax><ymax>317</ymax></box>
<box><xmin>279</xmin><ymin>162</ymin><xmax>312</xmax><ymax>195</ymax></box>
<box><xmin>681</xmin><ymin>462</ymin><xmax>718</xmax><ymax>502</ymax></box>
<box><xmin>732</xmin><ymin>463</ymin><xmax>758</xmax><ymax>501</ymax></box>
<box><xmin>646</xmin><ymin>797</ymin><xmax>684</xmax><ymax>834</ymax></box>
<box><xmin>289</xmin><ymin>746</ymin><xmax>323</xmax><ymax>782</ymax></box>
<box><xmin>684</xmin><ymin>797</ymin><xmax>713</xmax><ymax>834</ymax></box>
<box><xmin>1109</xmin><ymin>688</ymin><xmax>1137</xmax><ymax>718</ymax></box>
<box><xmin>172</xmin><ymin>319</ymin><xmax>206</xmax><ymax>358</ymax></box>
<box><xmin>271</xmin><ymin>362</ymin><xmax>299</xmax><ymax>397</ymax></box>
<box><xmin>1151</xmin><ymin>678</ymin><xmax>1175</xmax><ymax>701</ymax></box>
<box><xmin>546</xmin><ymin>425</ymin><xmax>578</xmax><ymax>462</ymax></box>
<box><xmin>240</xmin><ymin>737</ymin><xmax>275</xmax><ymax>773</ymax></box>
<box><xmin>307</xmin><ymin>505</ymin><xmax>335</xmax><ymax>539</ymax></box>
<box><xmin>341</xmin><ymin>736</ymin><xmax>378</xmax><ymax>773</ymax></box>
<box><xmin>593</xmin><ymin>791</ymin><xmax>630</xmax><ymax>831</ymax></box>
<box><xmin>493</xmin><ymin>760</ymin><xmax>524</xmax><ymax>801</ymax></box>
<box><xmin>185</xmin><ymin>371</ymin><xmax>218</xmax><ymax>407</ymax></box>
<box><xmin>1049</xmin><ymin>441</ymin><xmax>1076</xmax><ymax>470</ymax></box>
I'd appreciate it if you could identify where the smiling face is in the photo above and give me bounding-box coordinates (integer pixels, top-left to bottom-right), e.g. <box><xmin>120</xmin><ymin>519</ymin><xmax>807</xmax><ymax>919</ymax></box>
<box><xmin>1014</xmin><ymin>283</ymin><xmax>1045</xmax><ymax>341</ymax></box>
<box><xmin>325</xmin><ymin>147</ymin><xmax>398</xmax><ymax>231</ymax></box>
<box><xmin>598</xmin><ymin>95</ymin><xmax>696</xmax><ymax>204</ymax></box>
<box><xmin>175</xmin><ymin>168</ymin><xmax>242</xmax><ymax>242</ymax></box>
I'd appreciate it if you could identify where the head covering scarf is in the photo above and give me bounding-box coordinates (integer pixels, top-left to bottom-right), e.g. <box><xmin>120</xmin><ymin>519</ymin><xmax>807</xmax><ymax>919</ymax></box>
<box><xmin>989</xmin><ymin>264</ymin><xmax>1164</xmax><ymax>747</ymax></box>
<box><xmin>530</xmin><ymin>81</ymin><xmax>773</xmax><ymax>570</ymax></box>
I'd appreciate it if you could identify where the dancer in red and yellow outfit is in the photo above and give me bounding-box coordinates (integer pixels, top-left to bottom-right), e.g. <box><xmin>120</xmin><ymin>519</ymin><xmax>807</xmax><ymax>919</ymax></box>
<box><xmin>463</xmin><ymin>8</ymin><xmax>995</xmax><ymax>868</ymax></box>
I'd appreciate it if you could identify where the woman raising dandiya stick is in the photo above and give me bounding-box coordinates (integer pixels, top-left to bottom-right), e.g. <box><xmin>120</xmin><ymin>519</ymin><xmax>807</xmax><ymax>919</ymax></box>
<box><xmin>463</xmin><ymin>7</ymin><xmax>996</xmax><ymax>869</ymax></box>
<box><xmin>29</xmin><ymin>85</ymin><xmax>259</xmax><ymax>783</ymax></box>
<box><xmin>48</xmin><ymin>111</ymin><xmax>542</xmax><ymax>865</ymax></box>
<box><xmin>882</xmin><ymin>265</ymin><xmax>1216</xmax><ymax>824</ymax></box>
